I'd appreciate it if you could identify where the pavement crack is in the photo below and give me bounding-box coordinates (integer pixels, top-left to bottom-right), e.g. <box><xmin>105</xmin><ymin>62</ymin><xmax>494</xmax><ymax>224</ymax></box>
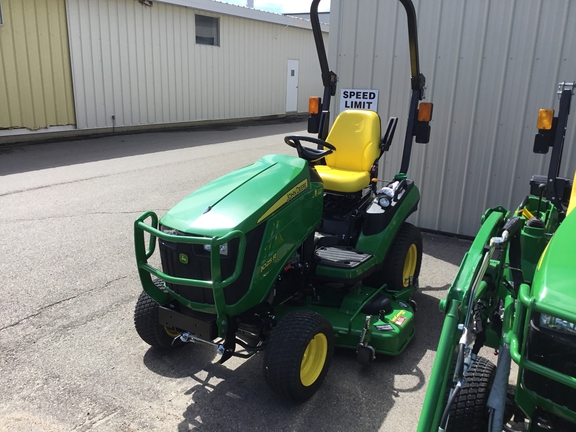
<box><xmin>0</xmin><ymin>178</ymin><xmax>97</xmax><ymax>198</ymax></box>
<box><xmin>0</xmin><ymin>276</ymin><xmax>129</xmax><ymax>332</ymax></box>
<box><xmin>1</xmin><ymin>210</ymin><xmax>170</xmax><ymax>224</ymax></box>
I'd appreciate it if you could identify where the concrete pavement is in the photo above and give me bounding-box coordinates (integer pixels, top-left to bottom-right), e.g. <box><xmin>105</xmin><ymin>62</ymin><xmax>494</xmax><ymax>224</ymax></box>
<box><xmin>0</xmin><ymin>119</ymin><xmax>472</xmax><ymax>431</ymax></box>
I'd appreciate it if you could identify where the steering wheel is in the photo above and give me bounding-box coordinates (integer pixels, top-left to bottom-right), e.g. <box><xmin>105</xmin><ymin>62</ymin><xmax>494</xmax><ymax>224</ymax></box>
<box><xmin>284</xmin><ymin>135</ymin><xmax>336</xmax><ymax>163</ymax></box>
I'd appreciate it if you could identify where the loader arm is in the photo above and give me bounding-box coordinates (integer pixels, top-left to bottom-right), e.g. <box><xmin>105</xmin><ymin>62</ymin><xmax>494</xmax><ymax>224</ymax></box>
<box><xmin>417</xmin><ymin>209</ymin><xmax>507</xmax><ymax>431</ymax></box>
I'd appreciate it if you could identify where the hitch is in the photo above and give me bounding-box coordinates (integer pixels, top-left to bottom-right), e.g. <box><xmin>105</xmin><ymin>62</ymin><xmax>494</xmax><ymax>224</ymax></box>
<box><xmin>176</xmin><ymin>332</ymin><xmax>226</xmax><ymax>356</ymax></box>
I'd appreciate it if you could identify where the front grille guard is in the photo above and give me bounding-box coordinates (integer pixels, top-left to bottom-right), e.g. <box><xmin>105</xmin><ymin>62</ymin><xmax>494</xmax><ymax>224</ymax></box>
<box><xmin>508</xmin><ymin>283</ymin><xmax>576</xmax><ymax>396</ymax></box>
<box><xmin>134</xmin><ymin>211</ymin><xmax>247</xmax><ymax>323</ymax></box>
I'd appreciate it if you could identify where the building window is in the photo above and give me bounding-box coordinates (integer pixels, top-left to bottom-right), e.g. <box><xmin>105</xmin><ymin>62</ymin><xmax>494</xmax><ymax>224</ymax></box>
<box><xmin>195</xmin><ymin>15</ymin><xmax>219</xmax><ymax>46</ymax></box>
<box><xmin>0</xmin><ymin>1</ymin><xmax>4</xmax><ymax>26</ymax></box>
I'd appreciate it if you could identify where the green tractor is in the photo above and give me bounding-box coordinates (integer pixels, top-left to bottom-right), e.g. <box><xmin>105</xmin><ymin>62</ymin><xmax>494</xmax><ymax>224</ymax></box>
<box><xmin>418</xmin><ymin>82</ymin><xmax>576</xmax><ymax>431</ymax></box>
<box><xmin>134</xmin><ymin>0</ymin><xmax>433</xmax><ymax>401</ymax></box>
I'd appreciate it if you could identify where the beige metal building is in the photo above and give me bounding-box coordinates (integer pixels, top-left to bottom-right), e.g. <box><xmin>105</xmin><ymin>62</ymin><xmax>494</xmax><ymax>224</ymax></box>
<box><xmin>329</xmin><ymin>0</ymin><xmax>576</xmax><ymax>236</ymax></box>
<box><xmin>0</xmin><ymin>0</ymin><xmax>76</xmax><ymax>133</ymax></box>
<box><xmin>66</xmin><ymin>0</ymin><xmax>329</xmax><ymax>130</ymax></box>
<box><xmin>0</xmin><ymin>0</ymin><xmax>328</xmax><ymax>137</ymax></box>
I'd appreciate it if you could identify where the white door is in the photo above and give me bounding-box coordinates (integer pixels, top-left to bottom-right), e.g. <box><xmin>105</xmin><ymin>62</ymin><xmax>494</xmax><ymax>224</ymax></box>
<box><xmin>286</xmin><ymin>60</ymin><xmax>299</xmax><ymax>112</ymax></box>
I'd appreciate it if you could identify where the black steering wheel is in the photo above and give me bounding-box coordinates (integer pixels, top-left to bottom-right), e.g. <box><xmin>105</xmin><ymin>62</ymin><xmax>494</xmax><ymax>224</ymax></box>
<box><xmin>284</xmin><ymin>135</ymin><xmax>336</xmax><ymax>163</ymax></box>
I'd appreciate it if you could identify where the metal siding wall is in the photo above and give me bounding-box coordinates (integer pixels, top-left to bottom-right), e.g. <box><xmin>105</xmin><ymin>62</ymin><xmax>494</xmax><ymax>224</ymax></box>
<box><xmin>66</xmin><ymin>0</ymin><xmax>326</xmax><ymax>130</ymax></box>
<box><xmin>331</xmin><ymin>0</ymin><xmax>576</xmax><ymax>236</ymax></box>
<box><xmin>0</xmin><ymin>0</ymin><xmax>75</xmax><ymax>130</ymax></box>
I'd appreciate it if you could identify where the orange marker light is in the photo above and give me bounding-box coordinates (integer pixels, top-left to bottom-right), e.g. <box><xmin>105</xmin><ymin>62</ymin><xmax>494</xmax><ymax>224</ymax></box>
<box><xmin>309</xmin><ymin>97</ymin><xmax>321</xmax><ymax>115</ymax></box>
<box><xmin>537</xmin><ymin>109</ymin><xmax>554</xmax><ymax>130</ymax></box>
<box><xmin>418</xmin><ymin>102</ymin><xmax>433</xmax><ymax>122</ymax></box>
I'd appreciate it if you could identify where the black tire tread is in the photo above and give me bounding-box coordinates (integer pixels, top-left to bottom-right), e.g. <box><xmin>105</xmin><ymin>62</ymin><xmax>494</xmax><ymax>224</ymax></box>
<box><xmin>447</xmin><ymin>356</ymin><xmax>496</xmax><ymax>432</ymax></box>
<box><xmin>366</xmin><ymin>222</ymin><xmax>423</xmax><ymax>290</ymax></box>
<box><xmin>134</xmin><ymin>280</ymin><xmax>181</xmax><ymax>350</ymax></box>
<box><xmin>263</xmin><ymin>310</ymin><xmax>334</xmax><ymax>402</ymax></box>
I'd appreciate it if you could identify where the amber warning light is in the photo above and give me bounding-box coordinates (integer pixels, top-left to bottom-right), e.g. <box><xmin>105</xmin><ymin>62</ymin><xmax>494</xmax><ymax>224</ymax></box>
<box><xmin>418</xmin><ymin>102</ymin><xmax>433</xmax><ymax>122</ymax></box>
<box><xmin>309</xmin><ymin>97</ymin><xmax>321</xmax><ymax>115</ymax></box>
<box><xmin>537</xmin><ymin>109</ymin><xmax>554</xmax><ymax>130</ymax></box>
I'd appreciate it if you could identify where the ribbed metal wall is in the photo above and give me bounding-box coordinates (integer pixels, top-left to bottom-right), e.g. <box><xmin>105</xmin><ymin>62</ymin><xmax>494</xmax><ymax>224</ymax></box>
<box><xmin>65</xmin><ymin>0</ymin><xmax>328</xmax><ymax>130</ymax></box>
<box><xmin>0</xmin><ymin>0</ymin><xmax>75</xmax><ymax>130</ymax></box>
<box><xmin>330</xmin><ymin>0</ymin><xmax>576</xmax><ymax>236</ymax></box>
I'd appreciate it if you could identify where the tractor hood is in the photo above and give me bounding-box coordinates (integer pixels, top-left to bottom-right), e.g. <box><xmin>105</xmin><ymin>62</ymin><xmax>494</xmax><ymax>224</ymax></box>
<box><xmin>160</xmin><ymin>154</ymin><xmax>309</xmax><ymax>236</ymax></box>
<box><xmin>531</xmin><ymin>209</ymin><xmax>576</xmax><ymax>311</ymax></box>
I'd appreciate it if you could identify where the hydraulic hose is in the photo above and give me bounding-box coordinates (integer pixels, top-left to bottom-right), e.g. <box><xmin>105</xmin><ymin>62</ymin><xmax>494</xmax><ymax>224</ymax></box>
<box><xmin>439</xmin><ymin>343</ymin><xmax>466</xmax><ymax>431</ymax></box>
<box><xmin>453</xmin><ymin>343</ymin><xmax>465</xmax><ymax>382</ymax></box>
<box><xmin>439</xmin><ymin>381</ymin><xmax>462</xmax><ymax>431</ymax></box>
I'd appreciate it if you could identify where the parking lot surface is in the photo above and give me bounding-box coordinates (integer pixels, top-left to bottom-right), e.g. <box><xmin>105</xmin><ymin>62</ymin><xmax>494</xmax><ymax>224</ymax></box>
<box><xmin>0</xmin><ymin>120</ymin><xmax>472</xmax><ymax>431</ymax></box>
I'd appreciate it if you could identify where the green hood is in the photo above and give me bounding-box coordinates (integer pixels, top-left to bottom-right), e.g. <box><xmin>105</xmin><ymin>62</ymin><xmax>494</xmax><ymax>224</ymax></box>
<box><xmin>160</xmin><ymin>154</ymin><xmax>309</xmax><ymax>236</ymax></box>
<box><xmin>531</xmin><ymin>209</ymin><xmax>576</xmax><ymax>311</ymax></box>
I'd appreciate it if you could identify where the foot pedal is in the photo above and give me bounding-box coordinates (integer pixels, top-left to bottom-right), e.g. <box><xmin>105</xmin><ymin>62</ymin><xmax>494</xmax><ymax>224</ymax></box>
<box><xmin>315</xmin><ymin>246</ymin><xmax>372</xmax><ymax>268</ymax></box>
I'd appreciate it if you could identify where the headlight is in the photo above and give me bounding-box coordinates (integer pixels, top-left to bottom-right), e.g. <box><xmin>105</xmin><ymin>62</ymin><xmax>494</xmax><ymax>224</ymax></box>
<box><xmin>204</xmin><ymin>243</ymin><xmax>229</xmax><ymax>256</ymax></box>
<box><xmin>378</xmin><ymin>197</ymin><xmax>390</xmax><ymax>208</ymax></box>
<box><xmin>160</xmin><ymin>225</ymin><xmax>179</xmax><ymax>235</ymax></box>
<box><xmin>540</xmin><ymin>314</ymin><xmax>576</xmax><ymax>336</ymax></box>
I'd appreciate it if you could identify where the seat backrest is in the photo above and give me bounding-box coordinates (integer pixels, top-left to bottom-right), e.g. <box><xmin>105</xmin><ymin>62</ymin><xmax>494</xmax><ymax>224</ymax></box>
<box><xmin>324</xmin><ymin>110</ymin><xmax>382</xmax><ymax>172</ymax></box>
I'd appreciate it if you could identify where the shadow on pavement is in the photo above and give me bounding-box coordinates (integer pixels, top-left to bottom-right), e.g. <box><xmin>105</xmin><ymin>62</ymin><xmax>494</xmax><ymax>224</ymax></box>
<box><xmin>143</xmin><ymin>344</ymin><xmax>216</xmax><ymax>379</ymax></box>
<box><xmin>136</xmin><ymin>227</ymin><xmax>469</xmax><ymax>431</ymax></box>
<box><xmin>137</xmin><ymin>288</ymin><xmax>445</xmax><ymax>431</ymax></box>
<box><xmin>0</xmin><ymin>117</ymin><xmax>307</xmax><ymax>176</ymax></box>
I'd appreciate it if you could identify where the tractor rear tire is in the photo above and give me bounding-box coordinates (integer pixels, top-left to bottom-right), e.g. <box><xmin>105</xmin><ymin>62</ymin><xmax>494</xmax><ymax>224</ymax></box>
<box><xmin>366</xmin><ymin>222</ymin><xmax>423</xmax><ymax>291</ymax></box>
<box><xmin>447</xmin><ymin>356</ymin><xmax>497</xmax><ymax>432</ymax></box>
<box><xmin>263</xmin><ymin>310</ymin><xmax>334</xmax><ymax>402</ymax></box>
<box><xmin>134</xmin><ymin>280</ymin><xmax>182</xmax><ymax>350</ymax></box>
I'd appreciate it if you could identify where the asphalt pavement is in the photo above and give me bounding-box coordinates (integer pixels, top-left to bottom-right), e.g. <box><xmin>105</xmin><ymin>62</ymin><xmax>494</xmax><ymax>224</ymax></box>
<box><xmin>0</xmin><ymin>119</ymin><xmax>472</xmax><ymax>432</ymax></box>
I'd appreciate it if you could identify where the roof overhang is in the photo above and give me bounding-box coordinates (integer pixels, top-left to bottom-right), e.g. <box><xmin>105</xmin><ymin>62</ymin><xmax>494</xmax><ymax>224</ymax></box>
<box><xmin>154</xmin><ymin>0</ymin><xmax>329</xmax><ymax>32</ymax></box>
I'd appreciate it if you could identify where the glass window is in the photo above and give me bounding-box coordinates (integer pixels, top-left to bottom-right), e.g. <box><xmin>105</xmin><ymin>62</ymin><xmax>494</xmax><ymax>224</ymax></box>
<box><xmin>195</xmin><ymin>15</ymin><xmax>219</xmax><ymax>46</ymax></box>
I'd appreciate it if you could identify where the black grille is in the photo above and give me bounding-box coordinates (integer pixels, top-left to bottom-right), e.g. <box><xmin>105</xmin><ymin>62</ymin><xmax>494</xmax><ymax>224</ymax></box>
<box><xmin>159</xmin><ymin>223</ymin><xmax>266</xmax><ymax>306</ymax></box>
<box><xmin>524</xmin><ymin>314</ymin><xmax>576</xmax><ymax>412</ymax></box>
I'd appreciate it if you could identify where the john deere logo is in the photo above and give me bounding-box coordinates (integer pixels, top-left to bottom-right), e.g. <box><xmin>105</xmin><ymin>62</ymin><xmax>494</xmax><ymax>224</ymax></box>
<box><xmin>179</xmin><ymin>253</ymin><xmax>189</xmax><ymax>264</ymax></box>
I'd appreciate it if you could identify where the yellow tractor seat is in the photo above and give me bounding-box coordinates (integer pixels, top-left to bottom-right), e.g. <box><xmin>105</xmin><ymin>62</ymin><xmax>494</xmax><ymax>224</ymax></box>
<box><xmin>315</xmin><ymin>110</ymin><xmax>382</xmax><ymax>193</ymax></box>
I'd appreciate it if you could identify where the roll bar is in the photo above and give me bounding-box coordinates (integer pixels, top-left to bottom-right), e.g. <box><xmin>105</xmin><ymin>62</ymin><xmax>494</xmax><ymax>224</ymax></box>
<box><xmin>545</xmin><ymin>83</ymin><xmax>574</xmax><ymax>211</ymax></box>
<box><xmin>309</xmin><ymin>0</ymin><xmax>337</xmax><ymax>140</ymax></box>
<box><xmin>309</xmin><ymin>0</ymin><xmax>429</xmax><ymax>175</ymax></box>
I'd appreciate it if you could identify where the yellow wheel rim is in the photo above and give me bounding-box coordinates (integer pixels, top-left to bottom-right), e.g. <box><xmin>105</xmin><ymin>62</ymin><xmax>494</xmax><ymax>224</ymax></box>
<box><xmin>300</xmin><ymin>333</ymin><xmax>328</xmax><ymax>387</ymax></box>
<box><xmin>164</xmin><ymin>327</ymin><xmax>180</xmax><ymax>338</ymax></box>
<box><xmin>402</xmin><ymin>244</ymin><xmax>418</xmax><ymax>287</ymax></box>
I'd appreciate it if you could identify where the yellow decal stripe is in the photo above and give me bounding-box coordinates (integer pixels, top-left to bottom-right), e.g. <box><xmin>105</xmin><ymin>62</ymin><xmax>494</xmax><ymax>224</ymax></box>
<box><xmin>567</xmin><ymin>171</ymin><xmax>576</xmax><ymax>216</ymax></box>
<box><xmin>536</xmin><ymin>241</ymin><xmax>551</xmax><ymax>272</ymax></box>
<box><xmin>258</xmin><ymin>179</ymin><xmax>308</xmax><ymax>223</ymax></box>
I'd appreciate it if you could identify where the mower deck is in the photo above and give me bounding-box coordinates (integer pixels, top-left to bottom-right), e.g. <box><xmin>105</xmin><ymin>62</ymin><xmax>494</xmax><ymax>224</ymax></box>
<box><xmin>275</xmin><ymin>284</ymin><xmax>416</xmax><ymax>356</ymax></box>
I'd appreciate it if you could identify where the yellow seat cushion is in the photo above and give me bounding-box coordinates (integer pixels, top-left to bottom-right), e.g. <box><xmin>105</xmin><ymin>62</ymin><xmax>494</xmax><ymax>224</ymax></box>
<box><xmin>317</xmin><ymin>110</ymin><xmax>381</xmax><ymax>193</ymax></box>
<box><xmin>315</xmin><ymin>165</ymin><xmax>371</xmax><ymax>193</ymax></box>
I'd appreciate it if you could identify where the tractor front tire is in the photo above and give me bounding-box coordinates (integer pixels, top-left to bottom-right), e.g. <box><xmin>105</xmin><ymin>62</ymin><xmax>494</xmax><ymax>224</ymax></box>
<box><xmin>263</xmin><ymin>310</ymin><xmax>334</xmax><ymax>402</ymax></box>
<box><xmin>447</xmin><ymin>356</ymin><xmax>497</xmax><ymax>432</ymax></box>
<box><xmin>134</xmin><ymin>280</ymin><xmax>182</xmax><ymax>350</ymax></box>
